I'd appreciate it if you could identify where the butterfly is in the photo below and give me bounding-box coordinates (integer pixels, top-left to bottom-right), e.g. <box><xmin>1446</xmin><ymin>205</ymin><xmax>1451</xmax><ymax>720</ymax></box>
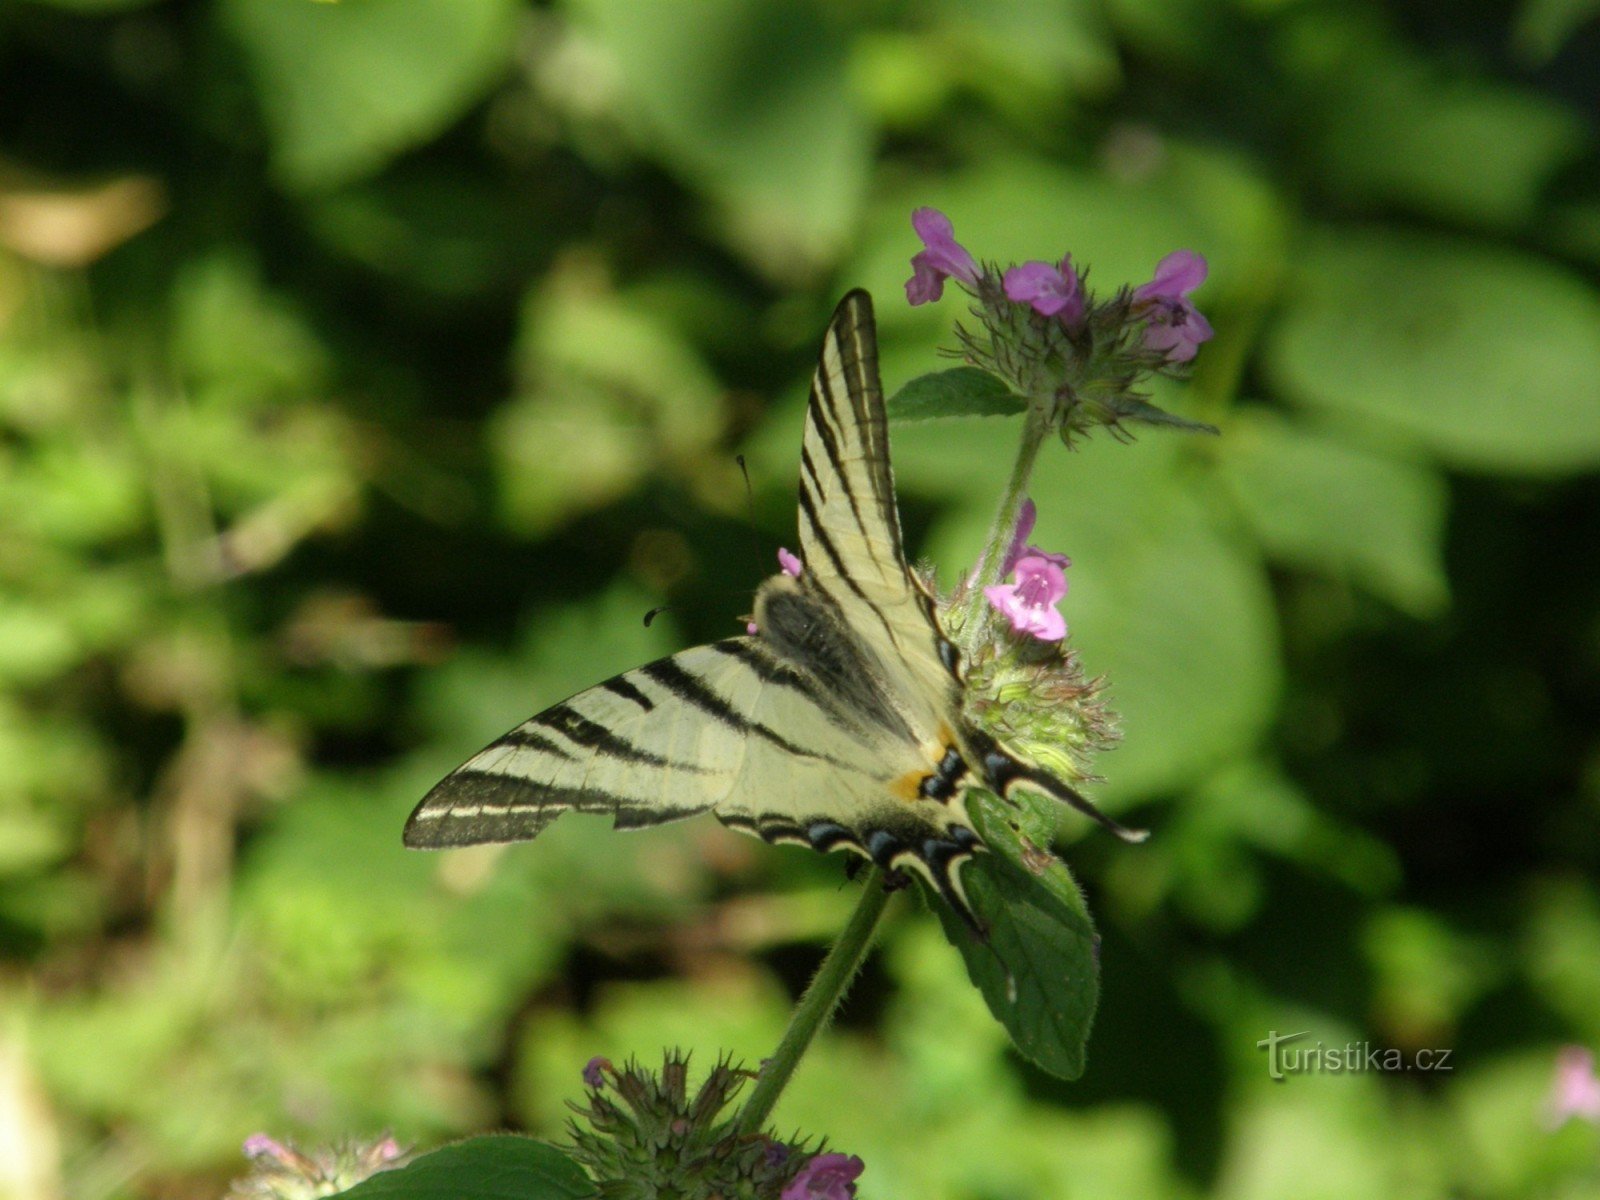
<box><xmin>404</xmin><ymin>290</ymin><xmax>1141</xmax><ymax>931</ymax></box>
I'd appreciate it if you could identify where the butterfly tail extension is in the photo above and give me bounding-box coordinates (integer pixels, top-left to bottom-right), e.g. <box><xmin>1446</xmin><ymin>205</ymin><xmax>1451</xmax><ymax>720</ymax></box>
<box><xmin>921</xmin><ymin>833</ymin><xmax>988</xmax><ymax>940</ymax></box>
<box><xmin>967</xmin><ymin>731</ymin><xmax>1149</xmax><ymax>844</ymax></box>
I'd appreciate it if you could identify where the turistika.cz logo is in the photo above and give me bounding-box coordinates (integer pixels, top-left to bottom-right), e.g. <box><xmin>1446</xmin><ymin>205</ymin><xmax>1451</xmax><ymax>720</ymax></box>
<box><xmin>1256</xmin><ymin>1030</ymin><xmax>1455</xmax><ymax>1081</ymax></box>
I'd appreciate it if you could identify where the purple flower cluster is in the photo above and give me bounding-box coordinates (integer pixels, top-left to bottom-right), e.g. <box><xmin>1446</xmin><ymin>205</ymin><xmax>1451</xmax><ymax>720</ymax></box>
<box><xmin>903</xmin><ymin>207</ymin><xmax>1213</xmax><ymax>365</ymax></box>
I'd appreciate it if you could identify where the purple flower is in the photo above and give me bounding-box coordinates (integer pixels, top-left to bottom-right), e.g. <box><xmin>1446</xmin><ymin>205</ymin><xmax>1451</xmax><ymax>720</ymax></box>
<box><xmin>905</xmin><ymin>208</ymin><xmax>978</xmax><ymax>306</ymax></box>
<box><xmin>1003</xmin><ymin>256</ymin><xmax>1084</xmax><ymax>323</ymax></box>
<box><xmin>778</xmin><ymin>547</ymin><xmax>802</xmax><ymax>577</ymax></box>
<box><xmin>1547</xmin><ymin>1046</ymin><xmax>1600</xmax><ymax>1128</ymax></box>
<box><xmin>582</xmin><ymin>1056</ymin><xmax>611</xmax><ymax>1089</ymax></box>
<box><xmin>984</xmin><ymin>553</ymin><xmax>1069</xmax><ymax>641</ymax></box>
<box><xmin>1132</xmin><ymin>249</ymin><xmax>1213</xmax><ymax>364</ymax></box>
<box><xmin>781</xmin><ymin>1152</ymin><xmax>864</xmax><ymax>1200</ymax></box>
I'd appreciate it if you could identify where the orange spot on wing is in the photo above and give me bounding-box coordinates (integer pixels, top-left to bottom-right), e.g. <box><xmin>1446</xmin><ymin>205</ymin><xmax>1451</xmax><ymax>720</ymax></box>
<box><xmin>889</xmin><ymin>771</ymin><xmax>926</xmax><ymax>804</ymax></box>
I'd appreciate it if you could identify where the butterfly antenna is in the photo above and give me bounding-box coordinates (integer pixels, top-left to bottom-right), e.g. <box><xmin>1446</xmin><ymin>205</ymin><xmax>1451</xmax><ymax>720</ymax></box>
<box><xmin>643</xmin><ymin>604</ymin><xmax>674</xmax><ymax>628</ymax></box>
<box><xmin>735</xmin><ymin>454</ymin><xmax>767</xmax><ymax>579</ymax></box>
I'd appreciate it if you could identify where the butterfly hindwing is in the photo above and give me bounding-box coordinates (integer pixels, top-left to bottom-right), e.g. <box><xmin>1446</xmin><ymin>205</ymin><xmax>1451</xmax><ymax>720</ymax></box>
<box><xmin>405</xmin><ymin>633</ymin><xmax>981</xmax><ymax>915</ymax></box>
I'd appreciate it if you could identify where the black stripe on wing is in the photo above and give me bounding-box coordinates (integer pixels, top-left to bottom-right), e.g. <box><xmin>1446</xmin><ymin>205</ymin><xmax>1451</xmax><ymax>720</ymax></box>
<box><xmin>637</xmin><ymin>656</ymin><xmax>827</xmax><ymax>761</ymax></box>
<box><xmin>403</xmin><ymin>771</ymin><xmax>709</xmax><ymax>848</ymax></box>
<box><xmin>798</xmin><ymin>291</ymin><xmax>909</xmax><ymax>587</ymax></box>
<box><xmin>811</xmin><ymin>291</ymin><xmax>904</xmax><ymax>566</ymax></box>
<box><xmin>526</xmin><ymin>704</ymin><xmax>715</xmax><ymax>773</ymax></box>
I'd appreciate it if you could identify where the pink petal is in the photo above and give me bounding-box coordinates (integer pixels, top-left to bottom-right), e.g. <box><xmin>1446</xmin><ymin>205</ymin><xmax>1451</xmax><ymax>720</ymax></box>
<box><xmin>243</xmin><ymin>1135</ymin><xmax>285</xmax><ymax>1160</ymax></box>
<box><xmin>905</xmin><ymin>253</ymin><xmax>946</xmax><ymax>306</ymax></box>
<box><xmin>1027</xmin><ymin>605</ymin><xmax>1067</xmax><ymax>641</ymax></box>
<box><xmin>911</xmin><ymin>206</ymin><xmax>956</xmax><ymax>246</ymax></box>
<box><xmin>1550</xmin><ymin>1046</ymin><xmax>1600</xmax><ymax>1126</ymax></box>
<box><xmin>1003</xmin><ymin>260</ymin><xmax>1062</xmax><ymax>301</ymax></box>
<box><xmin>782</xmin><ymin>1153</ymin><xmax>864</xmax><ymax>1200</ymax></box>
<box><xmin>983</xmin><ymin>583</ymin><xmax>1026</xmax><ymax>630</ymax></box>
<box><xmin>1133</xmin><ymin>249</ymin><xmax>1208</xmax><ymax>302</ymax></box>
<box><xmin>1013</xmin><ymin>555</ymin><xmax>1068</xmax><ymax>605</ymax></box>
<box><xmin>777</xmin><ymin>547</ymin><xmax>802</xmax><ymax>577</ymax></box>
<box><xmin>746</xmin><ymin>621</ymin><xmax>759</xmax><ymax>635</ymax></box>
<box><xmin>908</xmin><ymin>207</ymin><xmax>977</xmax><ymax>285</ymax></box>
<box><xmin>1002</xmin><ymin>258</ymin><xmax>1082</xmax><ymax>319</ymax></box>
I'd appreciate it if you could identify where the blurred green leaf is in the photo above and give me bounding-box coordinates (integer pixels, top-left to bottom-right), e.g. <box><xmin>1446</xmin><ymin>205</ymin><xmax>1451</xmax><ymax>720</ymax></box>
<box><xmin>928</xmin><ymin>0</ymin><xmax>1119</xmax><ymax>110</ymax></box>
<box><xmin>0</xmin><ymin>804</ymin><xmax>68</xmax><ymax>875</ymax></box>
<box><xmin>332</xmin><ymin>1137</ymin><xmax>595</xmax><ymax>1200</ymax></box>
<box><xmin>1303</xmin><ymin>27</ymin><xmax>1585</xmax><ymax>229</ymax></box>
<box><xmin>887</xmin><ymin>367</ymin><xmax>1026</xmax><ymax>421</ymax></box>
<box><xmin>18</xmin><ymin>0</ymin><xmax>158</xmax><ymax>8</ymax></box>
<box><xmin>1449</xmin><ymin>1050</ymin><xmax>1600</xmax><ymax>1197</ymax></box>
<box><xmin>936</xmin><ymin>800</ymin><xmax>1099</xmax><ymax>1080</ymax></box>
<box><xmin>1364</xmin><ymin>907</ymin><xmax>1501</xmax><ymax>1039</ymax></box>
<box><xmin>304</xmin><ymin>169</ymin><xmax>537</xmax><ymax>300</ymax></box>
<box><xmin>222</xmin><ymin>0</ymin><xmax>520</xmax><ymax>189</ymax></box>
<box><xmin>171</xmin><ymin>254</ymin><xmax>329</xmax><ymax>394</ymax></box>
<box><xmin>1266</xmin><ymin>228</ymin><xmax>1600</xmax><ymax>472</ymax></box>
<box><xmin>570</xmin><ymin>0</ymin><xmax>869</xmax><ymax>276</ymax></box>
<box><xmin>1219</xmin><ymin>409</ymin><xmax>1450</xmax><ymax>616</ymax></box>
<box><xmin>1522</xmin><ymin>877</ymin><xmax>1600</xmax><ymax>1045</ymax></box>
<box><xmin>495</xmin><ymin>278</ymin><xmax>725</xmax><ymax>532</ymax></box>
<box><xmin>1512</xmin><ymin>0</ymin><xmax>1600</xmax><ymax>65</ymax></box>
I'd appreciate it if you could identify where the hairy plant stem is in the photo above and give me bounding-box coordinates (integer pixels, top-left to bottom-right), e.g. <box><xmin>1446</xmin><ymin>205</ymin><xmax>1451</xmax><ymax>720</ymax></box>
<box><xmin>734</xmin><ymin>871</ymin><xmax>892</xmax><ymax>1135</ymax></box>
<box><xmin>955</xmin><ymin>405</ymin><xmax>1052</xmax><ymax>639</ymax></box>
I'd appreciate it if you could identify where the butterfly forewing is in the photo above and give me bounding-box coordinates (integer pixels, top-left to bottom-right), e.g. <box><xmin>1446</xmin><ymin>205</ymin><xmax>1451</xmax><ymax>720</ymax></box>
<box><xmin>793</xmin><ymin>293</ymin><xmax>962</xmax><ymax>733</ymax></box>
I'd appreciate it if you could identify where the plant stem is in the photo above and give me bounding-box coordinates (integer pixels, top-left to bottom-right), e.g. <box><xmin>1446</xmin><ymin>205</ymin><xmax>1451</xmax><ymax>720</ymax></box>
<box><xmin>734</xmin><ymin>871</ymin><xmax>892</xmax><ymax>1134</ymax></box>
<box><xmin>956</xmin><ymin>405</ymin><xmax>1052</xmax><ymax>637</ymax></box>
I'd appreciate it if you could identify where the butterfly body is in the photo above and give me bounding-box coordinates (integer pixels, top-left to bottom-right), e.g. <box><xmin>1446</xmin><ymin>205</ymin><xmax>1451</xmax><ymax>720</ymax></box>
<box><xmin>406</xmin><ymin>291</ymin><xmax>1139</xmax><ymax>929</ymax></box>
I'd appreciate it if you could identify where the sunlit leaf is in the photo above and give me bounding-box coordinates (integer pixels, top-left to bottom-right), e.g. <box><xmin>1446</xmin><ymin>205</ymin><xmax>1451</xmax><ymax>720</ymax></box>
<box><xmin>569</xmin><ymin>0</ymin><xmax>870</xmax><ymax>276</ymax></box>
<box><xmin>888</xmin><ymin>367</ymin><xmax>1026</xmax><ymax>420</ymax></box>
<box><xmin>1219</xmin><ymin>409</ymin><xmax>1449</xmax><ymax>616</ymax></box>
<box><xmin>221</xmin><ymin>0</ymin><xmax>520</xmax><ymax>189</ymax></box>
<box><xmin>935</xmin><ymin>799</ymin><xmax>1098</xmax><ymax>1080</ymax></box>
<box><xmin>1267</xmin><ymin>229</ymin><xmax>1600</xmax><ymax>472</ymax></box>
<box><xmin>1304</xmin><ymin>30</ymin><xmax>1583</xmax><ymax>229</ymax></box>
<box><xmin>331</xmin><ymin>1137</ymin><xmax>595</xmax><ymax>1200</ymax></box>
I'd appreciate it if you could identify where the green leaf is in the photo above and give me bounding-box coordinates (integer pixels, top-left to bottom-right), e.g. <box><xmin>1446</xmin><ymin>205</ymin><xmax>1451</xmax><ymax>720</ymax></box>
<box><xmin>1219</xmin><ymin>410</ymin><xmax>1449</xmax><ymax>617</ymax></box>
<box><xmin>331</xmin><ymin>1137</ymin><xmax>595</xmax><ymax>1200</ymax></box>
<box><xmin>221</xmin><ymin>0</ymin><xmax>519</xmax><ymax>190</ymax></box>
<box><xmin>1513</xmin><ymin>0</ymin><xmax>1600</xmax><ymax>64</ymax></box>
<box><xmin>1266</xmin><ymin>228</ymin><xmax>1600</xmax><ymax>473</ymax></box>
<box><xmin>570</xmin><ymin>0</ymin><xmax>869</xmax><ymax>276</ymax></box>
<box><xmin>1305</xmin><ymin>32</ymin><xmax>1584</xmax><ymax>229</ymax></box>
<box><xmin>935</xmin><ymin>799</ymin><xmax>1099</xmax><ymax>1080</ymax></box>
<box><xmin>887</xmin><ymin>367</ymin><xmax>1027</xmax><ymax>420</ymax></box>
<box><xmin>493</xmin><ymin>278</ymin><xmax>725</xmax><ymax>533</ymax></box>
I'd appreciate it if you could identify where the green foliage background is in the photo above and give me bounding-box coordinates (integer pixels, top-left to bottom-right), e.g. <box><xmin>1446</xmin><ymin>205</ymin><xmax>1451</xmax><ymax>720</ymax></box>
<box><xmin>2</xmin><ymin>0</ymin><xmax>1599</xmax><ymax>1196</ymax></box>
